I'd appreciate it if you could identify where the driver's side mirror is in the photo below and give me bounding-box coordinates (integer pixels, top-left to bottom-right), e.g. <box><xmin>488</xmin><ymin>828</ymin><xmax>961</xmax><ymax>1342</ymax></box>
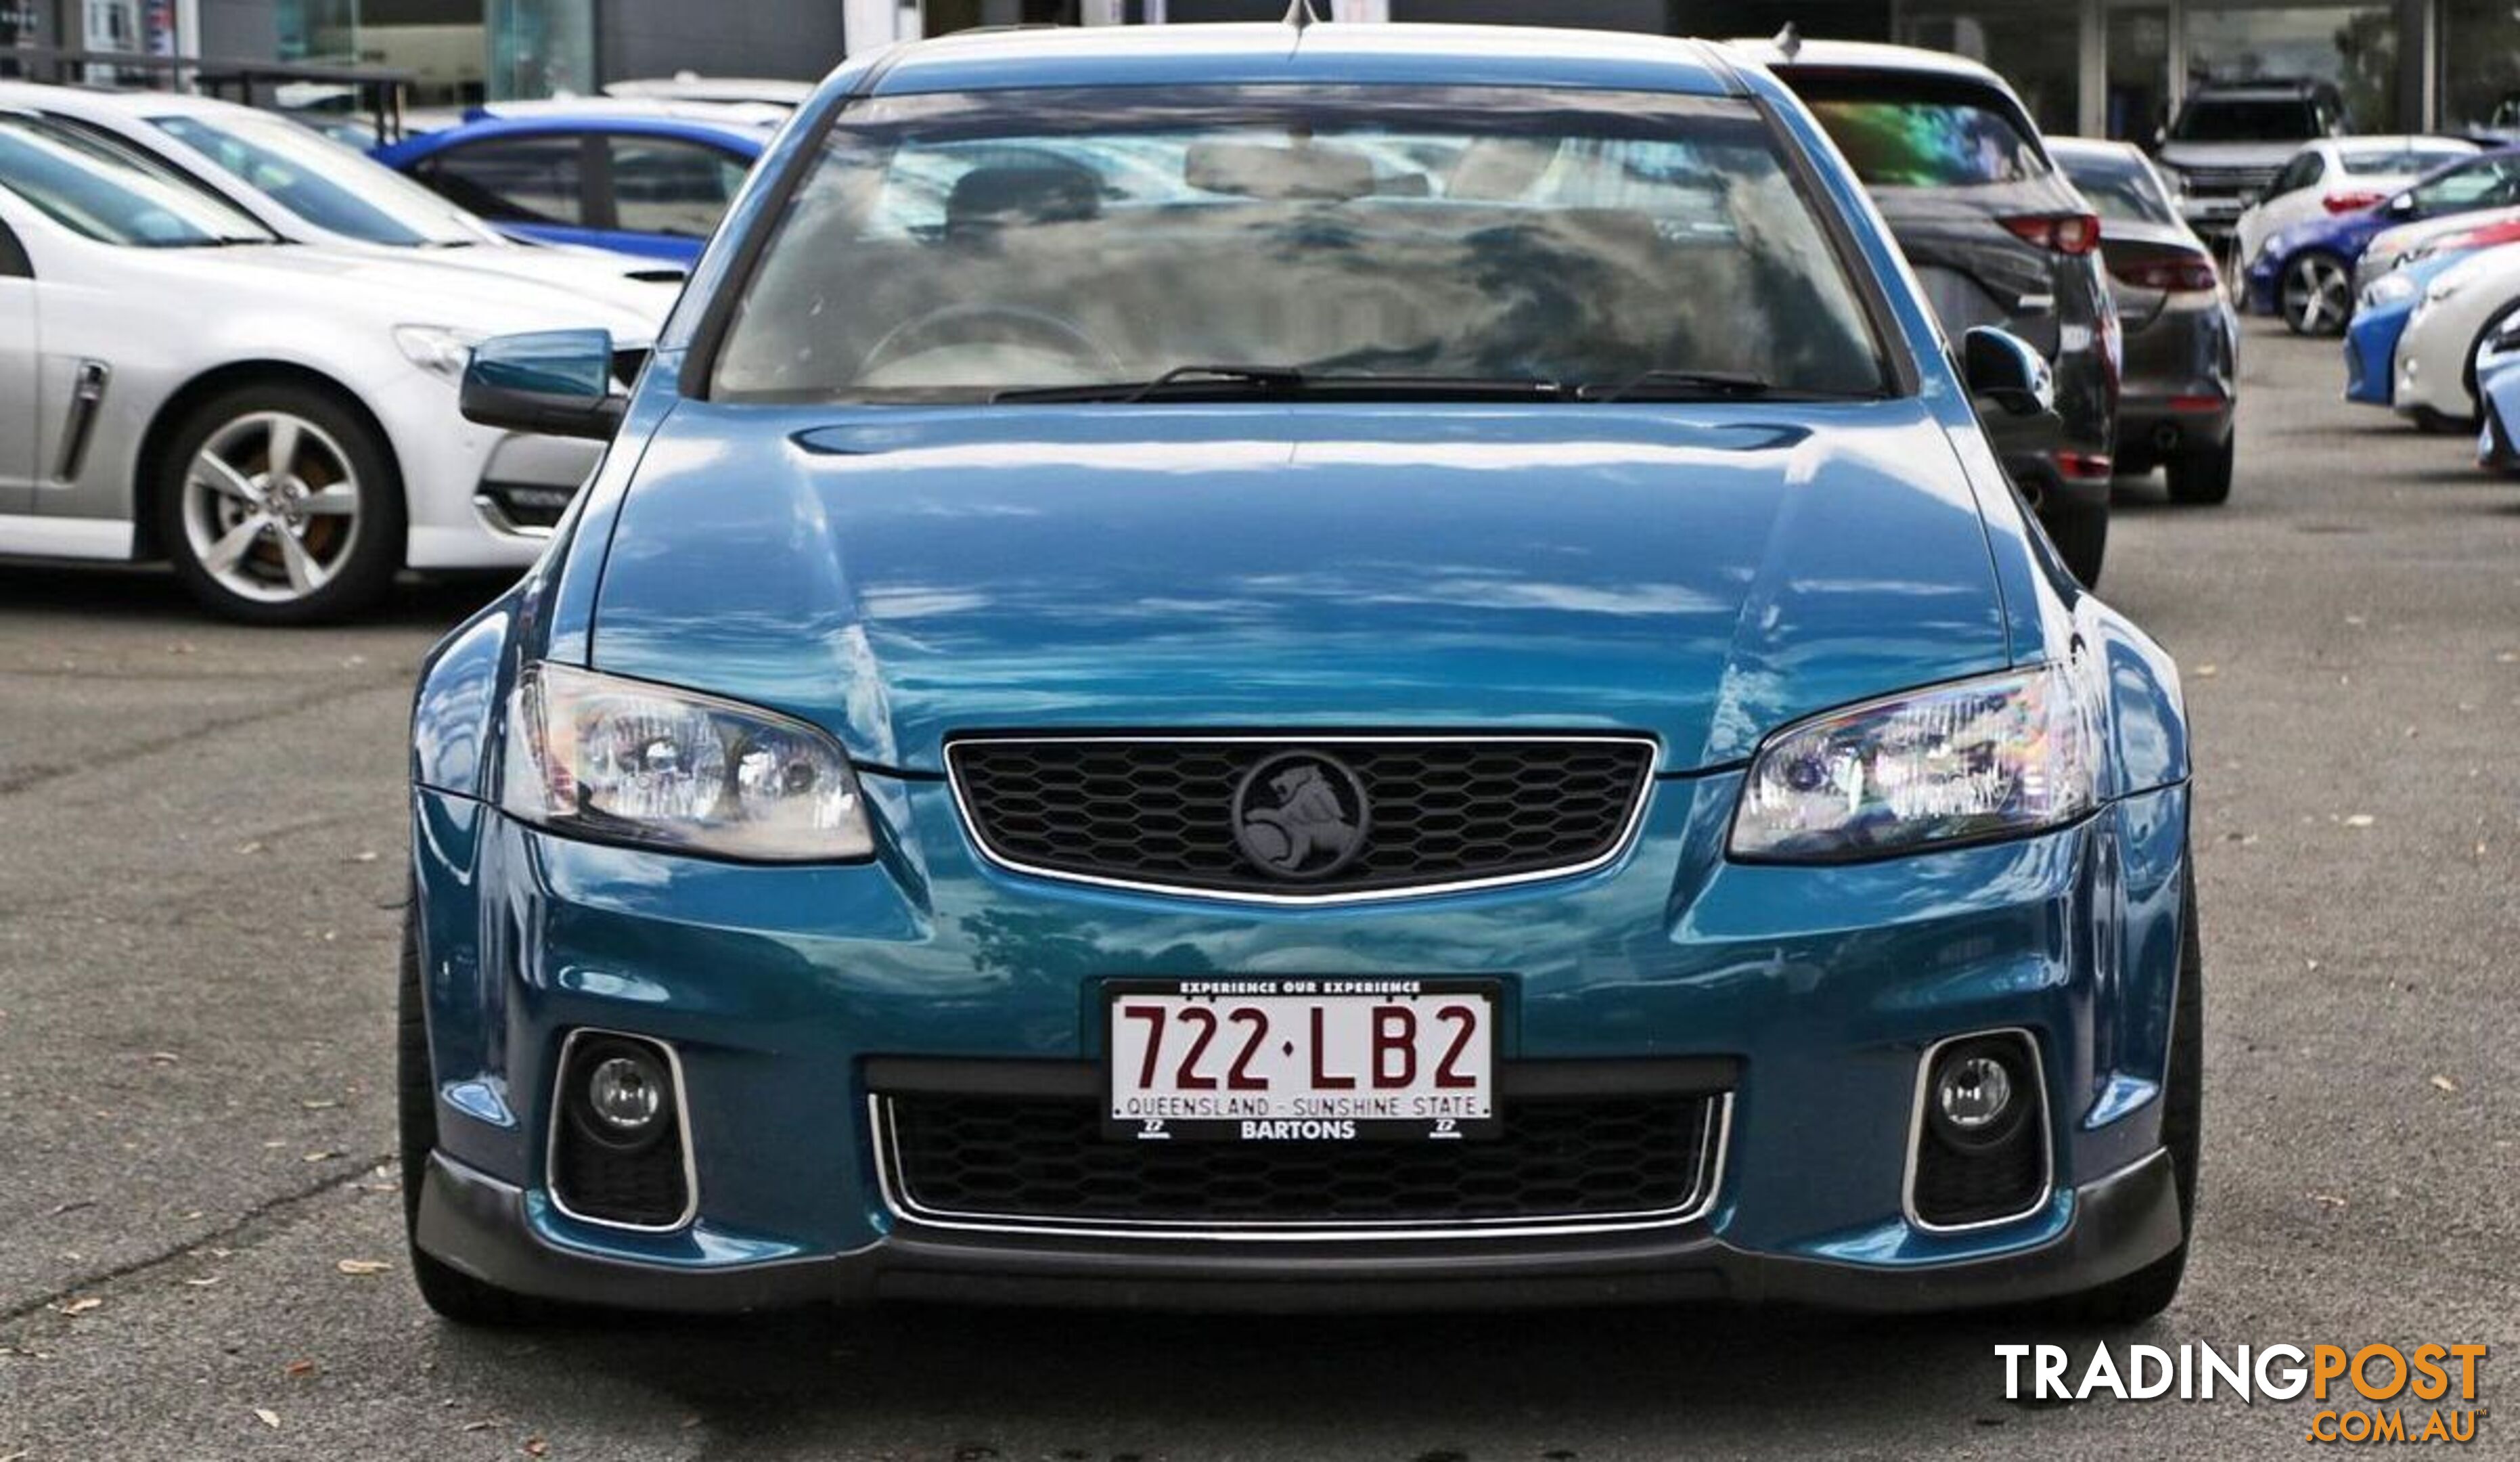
<box><xmin>460</xmin><ymin>329</ymin><xmax>625</xmax><ymax>441</ymax></box>
<box><xmin>1960</xmin><ymin>326</ymin><xmax>2055</xmax><ymax>418</ymax></box>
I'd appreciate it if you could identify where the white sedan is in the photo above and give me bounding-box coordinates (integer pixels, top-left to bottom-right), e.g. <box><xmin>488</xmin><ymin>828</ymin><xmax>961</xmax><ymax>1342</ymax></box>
<box><xmin>2231</xmin><ymin>135</ymin><xmax>2477</xmax><ymax>269</ymax></box>
<box><xmin>0</xmin><ymin>110</ymin><xmax>659</xmax><ymax>622</ymax></box>
<box><xmin>2390</xmin><ymin>244</ymin><xmax>2520</xmax><ymax>428</ymax></box>
<box><xmin>0</xmin><ymin>81</ymin><xmax>685</xmax><ymax>316</ymax></box>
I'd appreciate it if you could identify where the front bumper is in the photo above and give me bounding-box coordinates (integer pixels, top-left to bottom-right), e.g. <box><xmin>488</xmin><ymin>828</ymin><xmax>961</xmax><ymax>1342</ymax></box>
<box><xmin>2345</xmin><ymin>301</ymin><xmax>2415</xmax><ymax>405</ymax></box>
<box><xmin>417</xmin><ymin>1145</ymin><xmax>2182</xmax><ymax>1314</ymax></box>
<box><xmin>409</xmin><ymin>771</ymin><xmax>2193</xmax><ymax>1315</ymax></box>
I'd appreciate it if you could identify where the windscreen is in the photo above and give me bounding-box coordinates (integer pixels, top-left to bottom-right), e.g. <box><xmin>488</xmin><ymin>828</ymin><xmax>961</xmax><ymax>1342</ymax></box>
<box><xmin>709</xmin><ymin>86</ymin><xmax>1891</xmax><ymax>403</ymax></box>
<box><xmin>0</xmin><ymin>116</ymin><xmax>275</xmax><ymax>246</ymax></box>
<box><xmin>152</xmin><ymin>112</ymin><xmax>495</xmax><ymax>246</ymax></box>
<box><xmin>2172</xmin><ymin>98</ymin><xmax>2319</xmax><ymax>143</ymax></box>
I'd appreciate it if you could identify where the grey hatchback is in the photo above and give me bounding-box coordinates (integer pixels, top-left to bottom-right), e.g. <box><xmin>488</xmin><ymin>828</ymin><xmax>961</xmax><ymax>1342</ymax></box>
<box><xmin>1750</xmin><ymin>38</ymin><xmax>2119</xmax><ymax>586</ymax></box>
<box><xmin>2053</xmin><ymin>137</ymin><xmax>2241</xmax><ymax>505</ymax></box>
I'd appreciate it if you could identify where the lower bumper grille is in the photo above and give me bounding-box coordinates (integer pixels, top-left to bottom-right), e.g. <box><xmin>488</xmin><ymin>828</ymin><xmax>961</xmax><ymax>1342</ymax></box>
<box><xmin>875</xmin><ymin>1087</ymin><xmax>1728</xmax><ymax>1238</ymax></box>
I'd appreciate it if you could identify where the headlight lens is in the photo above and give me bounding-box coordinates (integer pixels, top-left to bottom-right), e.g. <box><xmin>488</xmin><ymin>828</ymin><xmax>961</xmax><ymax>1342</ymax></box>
<box><xmin>1729</xmin><ymin>665</ymin><xmax>2096</xmax><ymax>862</ymax></box>
<box><xmin>2364</xmin><ymin>271</ymin><xmax>2418</xmax><ymax>307</ymax></box>
<box><xmin>501</xmin><ymin>663</ymin><xmax>875</xmax><ymax>862</ymax></box>
<box><xmin>394</xmin><ymin>324</ymin><xmax>486</xmax><ymax>382</ymax></box>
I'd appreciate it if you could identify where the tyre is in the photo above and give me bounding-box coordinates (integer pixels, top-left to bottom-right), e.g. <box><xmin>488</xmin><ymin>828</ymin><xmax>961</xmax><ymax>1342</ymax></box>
<box><xmin>2165</xmin><ymin>435</ymin><xmax>2234</xmax><ymax>506</ymax></box>
<box><xmin>157</xmin><ymin>382</ymin><xmax>403</xmax><ymax>625</ymax></box>
<box><xmin>400</xmin><ymin>905</ymin><xmax>547</xmax><ymax>1325</ymax></box>
<box><xmin>2278</xmin><ymin>250</ymin><xmax>2352</xmax><ymax>336</ymax></box>
<box><xmin>2042</xmin><ymin>494</ymin><xmax>2107</xmax><ymax>590</ymax></box>
<box><xmin>2409</xmin><ymin>406</ymin><xmax>2472</xmax><ymax>435</ymax></box>
<box><xmin>2046</xmin><ymin>867</ymin><xmax>2203</xmax><ymax>1325</ymax></box>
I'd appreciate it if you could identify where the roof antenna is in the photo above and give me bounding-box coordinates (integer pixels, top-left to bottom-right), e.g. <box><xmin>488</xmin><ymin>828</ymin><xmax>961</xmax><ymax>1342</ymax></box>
<box><xmin>1283</xmin><ymin>0</ymin><xmax>1321</xmax><ymax>29</ymax></box>
<box><xmin>1773</xmin><ymin>21</ymin><xmax>1802</xmax><ymax>62</ymax></box>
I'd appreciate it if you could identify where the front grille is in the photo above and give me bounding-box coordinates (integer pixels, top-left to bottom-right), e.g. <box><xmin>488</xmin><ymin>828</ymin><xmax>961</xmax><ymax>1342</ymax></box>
<box><xmin>2179</xmin><ymin>167</ymin><xmax>2277</xmax><ymax>198</ymax></box>
<box><xmin>877</xmin><ymin>1089</ymin><xmax>1723</xmax><ymax>1234</ymax></box>
<box><xmin>948</xmin><ymin>735</ymin><xmax>1656</xmax><ymax>900</ymax></box>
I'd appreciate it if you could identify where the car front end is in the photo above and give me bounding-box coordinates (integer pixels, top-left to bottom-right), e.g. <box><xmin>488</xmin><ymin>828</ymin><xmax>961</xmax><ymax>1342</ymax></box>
<box><xmin>2344</xmin><ymin>255</ymin><xmax>2458</xmax><ymax>406</ymax></box>
<box><xmin>403</xmin><ymin>28</ymin><xmax>2197</xmax><ymax>1322</ymax></box>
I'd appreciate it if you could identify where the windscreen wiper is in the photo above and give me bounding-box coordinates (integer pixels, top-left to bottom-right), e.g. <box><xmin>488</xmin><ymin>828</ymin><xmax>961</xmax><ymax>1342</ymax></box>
<box><xmin>1577</xmin><ymin>368</ymin><xmax>1777</xmax><ymax>403</ymax></box>
<box><xmin>994</xmin><ymin>367</ymin><xmax>1573</xmax><ymax>405</ymax></box>
<box><xmin>993</xmin><ymin>365</ymin><xmax>1306</xmax><ymax>405</ymax></box>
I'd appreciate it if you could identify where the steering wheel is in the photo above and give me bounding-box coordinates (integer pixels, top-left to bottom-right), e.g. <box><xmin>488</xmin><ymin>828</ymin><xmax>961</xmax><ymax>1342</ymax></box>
<box><xmin>859</xmin><ymin>303</ymin><xmax>1123</xmax><ymax>384</ymax></box>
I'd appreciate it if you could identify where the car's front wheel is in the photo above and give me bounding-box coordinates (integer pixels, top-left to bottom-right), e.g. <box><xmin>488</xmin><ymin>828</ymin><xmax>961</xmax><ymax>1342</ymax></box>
<box><xmin>399</xmin><ymin>905</ymin><xmax>547</xmax><ymax>1326</ymax></box>
<box><xmin>158</xmin><ymin>382</ymin><xmax>403</xmax><ymax>625</ymax></box>
<box><xmin>2278</xmin><ymin>250</ymin><xmax>2353</xmax><ymax>336</ymax></box>
<box><xmin>2046</xmin><ymin>866</ymin><xmax>2202</xmax><ymax>1324</ymax></box>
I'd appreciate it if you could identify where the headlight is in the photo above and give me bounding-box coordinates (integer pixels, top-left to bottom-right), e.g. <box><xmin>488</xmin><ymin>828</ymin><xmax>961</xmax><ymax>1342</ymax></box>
<box><xmin>501</xmin><ymin>663</ymin><xmax>875</xmax><ymax>862</ymax></box>
<box><xmin>2364</xmin><ymin>271</ymin><xmax>2418</xmax><ymax>308</ymax></box>
<box><xmin>1729</xmin><ymin>665</ymin><xmax>2096</xmax><ymax>862</ymax></box>
<box><xmin>394</xmin><ymin>324</ymin><xmax>487</xmax><ymax>382</ymax></box>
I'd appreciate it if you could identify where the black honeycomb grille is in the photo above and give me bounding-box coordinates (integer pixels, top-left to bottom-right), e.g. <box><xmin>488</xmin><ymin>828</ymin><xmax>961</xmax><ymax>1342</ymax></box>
<box><xmin>883</xmin><ymin>1092</ymin><xmax>1715</xmax><ymax>1227</ymax></box>
<box><xmin>949</xmin><ymin>737</ymin><xmax>1655</xmax><ymax>897</ymax></box>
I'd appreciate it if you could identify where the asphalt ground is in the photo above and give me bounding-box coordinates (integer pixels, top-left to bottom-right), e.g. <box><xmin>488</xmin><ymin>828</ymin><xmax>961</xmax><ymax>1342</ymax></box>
<box><xmin>2</xmin><ymin>319</ymin><xmax>2515</xmax><ymax>1459</ymax></box>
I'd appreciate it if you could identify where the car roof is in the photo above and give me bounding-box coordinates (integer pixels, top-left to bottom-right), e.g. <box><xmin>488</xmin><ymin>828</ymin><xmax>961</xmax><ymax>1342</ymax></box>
<box><xmin>861</xmin><ymin>22</ymin><xmax>1745</xmax><ymax>97</ymax></box>
<box><xmin>2048</xmin><ymin>136</ymin><xmax>2147</xmax><ymax>164</ymax></box>
<box><xmin>0</xmin><ymin>79</ymin><xmax>277</xmax><ymax>125</ymax></box>
<box><xmin>2326</xmin><ymin>134</ymin><xmax>2477</xmax><ymax>154</ymax></box>
<box><xmin>388</xmin><ymin>110</ymin><xmax>773</xmax><ymax>154</ymax></box>
<box><xmin>1722</xmin><ymin>35</ymin><xmax>2010</xmax><ymax>91</ymax></box>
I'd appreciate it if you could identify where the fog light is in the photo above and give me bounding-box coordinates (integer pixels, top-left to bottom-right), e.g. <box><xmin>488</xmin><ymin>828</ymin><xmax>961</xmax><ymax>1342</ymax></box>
<box><xmin>1928</xmin><ymin>1048</ymin><xmax>2028</xmax><ymax>1151</ymax></box>
<box><xmin>1937</xmin><ymin>1056</ymin><xmax>2011</xmax><ymax>1129</ymax></box>
<box><xmin>588</xmin><ymin>1055</ymin><xmax>665</xmax><ymax>1134</ymax></box>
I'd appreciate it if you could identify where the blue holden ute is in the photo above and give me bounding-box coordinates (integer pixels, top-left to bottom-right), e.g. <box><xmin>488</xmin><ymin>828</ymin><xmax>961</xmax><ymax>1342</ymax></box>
<box><xmin>403</xmin><ymin>20</ymin><xmax>2200</xmax><ymax>1325</ymax></box>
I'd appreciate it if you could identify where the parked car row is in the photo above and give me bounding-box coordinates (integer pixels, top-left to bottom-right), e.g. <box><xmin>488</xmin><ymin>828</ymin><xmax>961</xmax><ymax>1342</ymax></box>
<box><xmin>0</xmin><ymin>83</ymin><xmax>697</xmax><ymax>622</ymax></box>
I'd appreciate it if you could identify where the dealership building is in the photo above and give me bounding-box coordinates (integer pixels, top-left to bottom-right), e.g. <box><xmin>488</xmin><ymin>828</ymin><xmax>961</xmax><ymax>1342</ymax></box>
<box><xmin>5</xmin><ymin>0</ymin><xmax>2513</xmax><ymax>144</ymax></box>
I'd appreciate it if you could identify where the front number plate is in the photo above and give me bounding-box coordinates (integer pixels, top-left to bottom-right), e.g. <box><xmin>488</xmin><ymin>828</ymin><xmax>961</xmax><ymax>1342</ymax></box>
<box><xmin>1104</xmin><ymin>979</ymin><xmax>1500</xmax><ymax>1142</ymax></box>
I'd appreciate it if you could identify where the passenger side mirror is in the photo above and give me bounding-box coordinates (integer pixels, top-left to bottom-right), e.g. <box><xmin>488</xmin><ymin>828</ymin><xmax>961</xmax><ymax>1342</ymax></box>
<box><xmin>459</xmin><ymin>329</ymin><xmax>625</xmax><ymax>441</ymax></box>
<box><xmin>1960</xmin><ymin>326</ymin><xmax>2054</xmax><ymax>418</ymax></box>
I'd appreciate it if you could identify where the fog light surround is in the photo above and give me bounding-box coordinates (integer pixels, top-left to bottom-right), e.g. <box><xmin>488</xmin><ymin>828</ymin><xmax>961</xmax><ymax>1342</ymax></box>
<box><xmin>549</xmin><ymin>1029</ymin><xmax>696</xmax><ymax>1231</ymax></box>
<box><xmin>1905</xmin><ymin>1029</ymin><xmax>2052</xmax><ymax>1232</ymax></box>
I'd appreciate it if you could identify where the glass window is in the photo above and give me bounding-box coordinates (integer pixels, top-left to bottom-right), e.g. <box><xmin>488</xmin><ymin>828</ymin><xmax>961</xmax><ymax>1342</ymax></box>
<box><xmin>2335</xmin><ymin>145</ymin><xmax>2476</xmax><ymax>177</ymax></box>
<box><xmin>1799</xmin><ymin>95</ymin><xmax>2045</xmax><ymax>187</ymax></box>
<box><xmin>152</xmin><ymin>112</ymin><xmax>495</xmax><ymax>246</ymax></box>
<box><xmin>0</xmin><ymin>116</ymin><xmax>276</xmax><ymax>246</ymax></box>
<box><xmin>2442</xmin><ymin>0</ymin><xmax>2520</xmax><ymax>135</ymax></box>
<box><xmin>418</xmin><ymin>134</ymin><xmax>585</xmax><ymax>225</ymax></box>
<box><xmin>2060</xmin><ymin>150</ymin><xmax>2179</xmax><ymax>226</ymax></box>
<box><xmin>710</xmin><ymin>86</ymin><xmax>1892</xmax><ymax>404</ymax></box>
<box><xmin>2268</xmin><ymin>152</ymin><xmax>2324</xmax><ymax>196</ymax></box>
<box><xmin>606</xmin><ymin>137</ymin><xmax>747</xmax><ymax>237</ymax></box>
<box><xmin>1897</xmin><ymin>5</ymin><xmax>2077</xmax><ymax>135</ymax></box>
<box><xmin>487</xmin><ymin>0</ymin><xmax>594</xmax><ymax>101</ymax></box>
<box><xmin>2182</xmin><ymin>7</ymin><xmax>2396</xmax><ymax>133</ymax></box>
<box><xmin>2409</xmin><ymin>156</ymin><xmax>2520</xmax><ymax>213</ymax></box>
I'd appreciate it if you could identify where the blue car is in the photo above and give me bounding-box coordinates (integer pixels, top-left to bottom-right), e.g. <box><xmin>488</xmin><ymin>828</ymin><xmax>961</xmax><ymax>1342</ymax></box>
<box><xmin>2248</xmin><ymin>147</ymin><xmax>2520</xmax><ymax>336</ymax></box>
<box><xmin>2344</xmin><ymin>254</ymin><xmax>2467</xmax><ymax>405</ymax></box>
<box><xmin>373</xmin><ymin>112</ymin><xmax>769</xmax><ymax>263</ymax></box>
<box><xmin>403</xmin><ymin>22</ymin><xmax>2199</xmax><ymax>1324</ymax></box>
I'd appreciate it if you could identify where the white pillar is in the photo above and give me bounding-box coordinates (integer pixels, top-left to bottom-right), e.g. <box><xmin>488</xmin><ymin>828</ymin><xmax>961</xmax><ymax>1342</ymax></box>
<box><xmin>2077</xmin><ymin>0</ymin><xmax>2105</xmax><ymax>138</ymax></box>
<box><xmin>1329</xmin><ymin>0</ymin><xmax>1389</xmax><ymax>20</ymax></box>
<box><xmin>844</xmin><ymin>0</ymin><xmax>898</xmax><ymax>56</ymax></box>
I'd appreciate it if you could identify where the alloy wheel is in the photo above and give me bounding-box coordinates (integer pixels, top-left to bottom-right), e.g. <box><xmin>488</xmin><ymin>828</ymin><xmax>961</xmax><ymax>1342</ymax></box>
<box><xmin>2282</xmin><ymin>254</ymin><xmax>2350</xmax><ymax>335</ymax></box>
<box><xmin>179</xmin><ymin>412</ymin><xmax>363</xmax><ymax>604</ymax></box>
